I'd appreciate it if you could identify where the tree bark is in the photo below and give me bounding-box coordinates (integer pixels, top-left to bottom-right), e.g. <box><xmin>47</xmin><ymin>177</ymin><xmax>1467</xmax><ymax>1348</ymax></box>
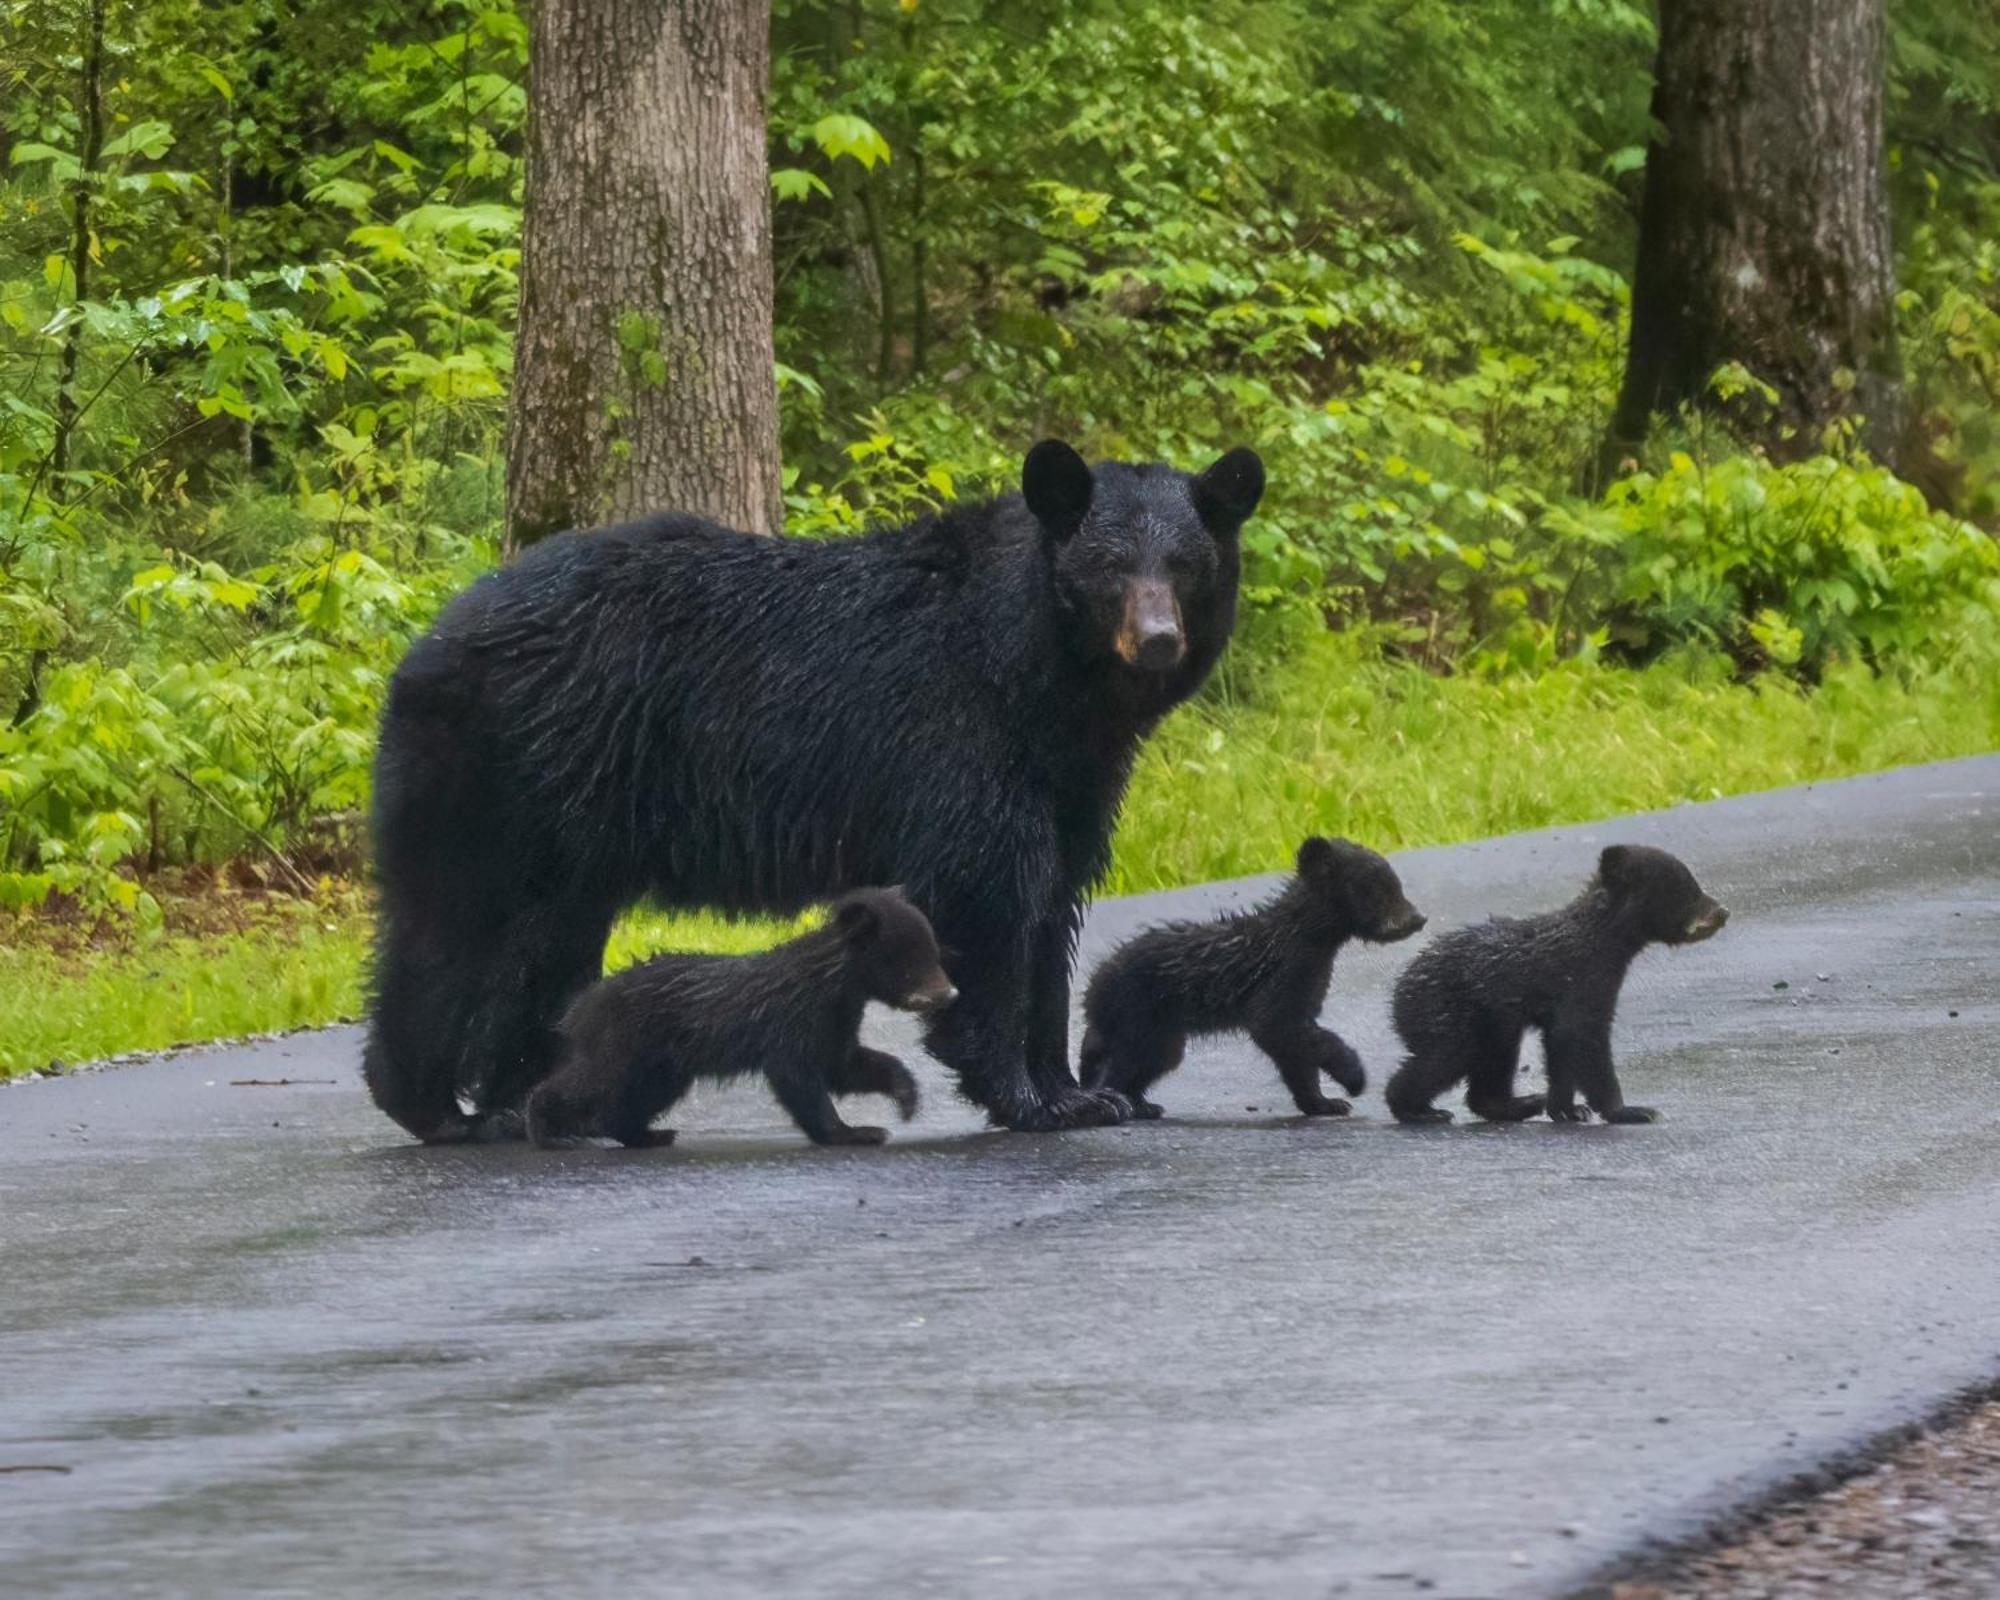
<box><xmin>507</xmin><ymin>0</ymin><xmax>782</xmax><ymax>546</ymax></box>
<box><xmin>1605</xmin><ymin>0</ymin><xmax>1902</xmax><ymax>471</ymax></box>
<box><xmin>50</xmin><ymin>0</ymin><xmax>106</xmax><ymax>496</ymax></box>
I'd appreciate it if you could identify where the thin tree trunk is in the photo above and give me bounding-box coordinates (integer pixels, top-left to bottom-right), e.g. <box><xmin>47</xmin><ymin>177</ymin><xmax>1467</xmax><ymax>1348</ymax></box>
<box><xmin>1604</xmin><ymin>0</ymin><xmax>1902</xmax><ymax>473</ymax></box>
<box><xmin>50</xmin><ymin>0</ymin><xmax>106</xmax><ymax>495</ymax></box>
<box><xmin>507</xmin><ymin>0</ymin><xmax>781</xmax><ymax>545</ymax></box>
<box><xmin>911</xmin><ymin>141</ymin><xmax>929</xmax><ymax>377</ymax></box>
<box><xmin>858</xmin><ymin>168</ymin><xmax>895</xmax><ymax>383</ymax></box>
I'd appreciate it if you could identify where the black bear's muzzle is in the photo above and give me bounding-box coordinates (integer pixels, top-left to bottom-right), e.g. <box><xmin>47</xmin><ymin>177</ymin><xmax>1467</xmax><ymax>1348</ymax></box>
<box><xmin>902</xmin><ymin>980</ymin><xmax>960</xmax><ymax>1014</ymax></box>
<box><xmin>1682</xmin><ymin>901</ymin><xmax>1729</xmax><ymax>943</ymax></box>
<box><xmin>1115</xmin><ymin>580</ymin><xmax>1186</xmax><ymax>672</ymax></box>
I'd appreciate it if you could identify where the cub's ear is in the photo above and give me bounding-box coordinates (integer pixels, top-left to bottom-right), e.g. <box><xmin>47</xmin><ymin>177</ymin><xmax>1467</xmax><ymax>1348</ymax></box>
<box><xmin>1295</xmin><ymin>836</ymin><xmax>1337</xmax><ymax>879</ymax></box>
<box><xmin>1022</xmin><ymin>440</ymin><xmax>1094</xmax><ymax>540</ymax></box>
<box><xmin>1194</xmin><ymin>446</ymin><xmax>1265</xmax><ymax>529</ymax></box>
<box><xmin>1598</xmin><ymin>845</ymin><xmax>1636</xmax><ymax>894</ymax></box>
<box><xmin>836</xmin><ymin>899</ymin><xmax>881</xmax><ymax>943</ymax></box>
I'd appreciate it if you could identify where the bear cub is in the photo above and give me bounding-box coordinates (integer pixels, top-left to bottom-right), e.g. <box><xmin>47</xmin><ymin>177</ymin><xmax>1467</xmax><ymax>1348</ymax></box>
<box><xmin>526</xmin><ymin>888</ymin><xmax>958</xmax><ymax>1149</ymax></box>
<box><xmin>1079</xmin><ymin>836</ymin><xmax>1426</xmax><ymax>1120</ymax></box>
<box><xmin>1386</xmin><ymin>844</ymin><xmax>1728</xmax><ymax>1126</ymax></box>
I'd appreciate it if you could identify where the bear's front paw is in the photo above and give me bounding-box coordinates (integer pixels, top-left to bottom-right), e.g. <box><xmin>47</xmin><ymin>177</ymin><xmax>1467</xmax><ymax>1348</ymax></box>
<box><xmin>1127</xmin><ymin>1094</ymin><xmax>1166</xmax><ymax>1121</ymax></box>
<box><xmin>1547</xmin><ymin>1101</ymin><xmax>1591</xmax><ymax>1124</ymax></box>
<box><xmin>1605</xmin><ymin>1105</ymin><xmax>1661</xmax><ymax>1125</ymax></box>
<box><xmin>1296</xmin><ymin>1095</ymin><xmax>1353</xmax><ymax>1118</ymax></box>
<box><xmin>1010</xmin><ymin>1086</ymin><xmax>1129</xmax><ymax>1131</ymax></box>
<box><xmin>1321</xmin><ymin>1050</ymin><xmax>1366</xmax><ymax>1098</ymax></box>
<box><xmin>623</xmin><ymin>1128</ymin><xmax>679</xmax><ymax>1149</ymax></box>
<box><xmin>1390</xmin><ymin>1104</ymin><xmax>1454</xmax><ymax>1125</ymax></box>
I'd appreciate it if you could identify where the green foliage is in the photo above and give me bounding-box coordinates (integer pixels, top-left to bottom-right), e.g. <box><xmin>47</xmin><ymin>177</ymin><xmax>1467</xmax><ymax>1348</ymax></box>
<box><xmin>1109</xmin><ymin>629</ymin><xmax>2000</xmax><ymax>894</ymax></box>
<box><xmin>13</xmin><ymin>630</ymin><xmax>1999</xmax><ymax>1076</ymax></box>
<box><xmin>1</xmin><ymin>0</ymin><xmax>1997</xmax><ymax>919</ymax></box>
<box><xmin>1596</xmin><ymin>452</ymin><xmax>2000</xmax><ymax>675</ymax></box>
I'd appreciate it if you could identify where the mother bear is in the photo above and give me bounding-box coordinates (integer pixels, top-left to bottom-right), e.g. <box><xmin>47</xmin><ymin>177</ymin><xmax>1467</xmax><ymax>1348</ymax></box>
<box><xmin>363</xmin><ymin>439</ymin><xmax>1264</xmax><ymax>1141</ymax></box>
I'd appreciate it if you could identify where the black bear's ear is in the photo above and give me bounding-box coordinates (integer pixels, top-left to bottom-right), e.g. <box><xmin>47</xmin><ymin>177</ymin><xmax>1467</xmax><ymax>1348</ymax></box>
<box><xmin>1295</xmin><ymin>836</ymin><xmax>1337</xmax><ymax>879</ymax></box>
<box><xmin>1598</xmin><ymin>846</ymin><xmax>1636</xmax><ymax>894</ymax></box>
<box><xmin>836</xmin><ymin>899</ymin><xmax>880</xmax><ymax>942</ymax></box>
<box><xmin>1022</xmin><ymin>440</ymin><xmax>1094</xmax><ymax>541</ymax></box>
<box><xmin>1193</xmin><ymin>446</ymin><xmax>1265</xmax><ymax>530</ymax></box>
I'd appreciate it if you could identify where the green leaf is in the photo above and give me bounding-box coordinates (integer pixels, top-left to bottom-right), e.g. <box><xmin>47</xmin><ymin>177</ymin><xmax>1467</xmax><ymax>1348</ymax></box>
<box><xmin>771</xmin><ymin>168</ymin><xmax>832</xmax><ymax>203</ymax></box>
<box><xmin>812</xmin><ymin>114</ymin><xmax>892</xmax><ymax>170</ymax></box>
<box><xmin>101</xmin><ymin>120</ymin><xmax>176</xmax><ymax>161</ymax></box>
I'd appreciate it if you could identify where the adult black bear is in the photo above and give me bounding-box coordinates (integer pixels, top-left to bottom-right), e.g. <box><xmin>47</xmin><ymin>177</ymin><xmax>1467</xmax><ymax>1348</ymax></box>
<box><xmin>364</xmin><ymin>440</ymin><xmax>1263</xmax><ymax>1142</ymax></box>
<box><xmin>1079</xmin><ymin>837</ymin><xmax>1425</xmax><ymax>1118</ymax></box>
<box><xmin>526</xmin><ymin>888</ymin><xmax>956</xmax><ymax>1150</ymax></box>
<box><xmin>1385</xmin><ymin>844</ymin><xmax>1728</xmax><ymax>1125</ymax></box>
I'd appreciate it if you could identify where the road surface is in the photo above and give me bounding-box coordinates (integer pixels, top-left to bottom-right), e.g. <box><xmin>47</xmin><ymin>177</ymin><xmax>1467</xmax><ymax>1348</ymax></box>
<box><xmin>2</xmin><ymin>756</ymin><xmax>1996</xmax><ymax>1598</ymax></box>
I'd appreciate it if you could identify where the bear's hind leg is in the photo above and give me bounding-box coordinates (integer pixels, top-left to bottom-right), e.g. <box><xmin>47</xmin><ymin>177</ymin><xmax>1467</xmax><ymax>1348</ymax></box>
<box><xmin>364</xmin><ymin>916</ymin><xmax>488</xmax><ymax>1144</ymax></box>
<box><xmin>1085</xmin><ymin>1027</ymin><xmax>1184</xmax><ymax>1121</ymax></box>
<box><xmin>1385</xmin><ymin>1025</ymin><xmax>1474</xmax><ymax>1125</ymax></box>
<box><xmin>471</xmin><ymin>903</ymin><xmax>616</xmax><ymax>1128</ymax></box>
<box><xmin>1463</xmin><ymin>1019</ymin><xmax>1543</xmax><ymax>1122</ymax></box>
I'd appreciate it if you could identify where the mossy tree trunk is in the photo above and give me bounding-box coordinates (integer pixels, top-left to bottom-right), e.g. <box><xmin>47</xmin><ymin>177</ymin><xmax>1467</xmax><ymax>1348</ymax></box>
<box><xmin>507</xmin><ymin>0</ymin><xmax>782</xmax><ymax>546</ymax></box>
<box><xmin>1605</xmin><ymin>0</ymin><xmax>1903</xmax><ymax>470</ymax></box>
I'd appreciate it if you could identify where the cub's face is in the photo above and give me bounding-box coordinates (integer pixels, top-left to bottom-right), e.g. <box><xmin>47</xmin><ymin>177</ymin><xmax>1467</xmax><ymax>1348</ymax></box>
<box><xmin>1022</xmin><ymin>441</ymin><xmax>1263</xmax><ymax>682</ymax></box>
<box><xmin>1296</xmin><ymin>836</ymin><xmax>1427</xmax><ymax>942</ymax></box>
<box><xmin>1599</xmin><ymin>845</ymin><xmax>1729</xmax><ymax>946</ymax></box>
<box><xmin>836</xmin><ymin>890</ymin><xmax>958</xmax><ymax>1013</ymax></box>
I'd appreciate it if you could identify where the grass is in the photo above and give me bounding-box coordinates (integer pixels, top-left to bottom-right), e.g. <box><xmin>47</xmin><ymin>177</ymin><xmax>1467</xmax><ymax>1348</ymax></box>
<box><xmin>1105</xmin><ymin>633</ymin><xmax>2000</xmax><ymax>891</ymax></box>
<box><xmin>6</xmin><ymin>639</ymin><xmax>1996</xmax><ymax>1077</ymax></box>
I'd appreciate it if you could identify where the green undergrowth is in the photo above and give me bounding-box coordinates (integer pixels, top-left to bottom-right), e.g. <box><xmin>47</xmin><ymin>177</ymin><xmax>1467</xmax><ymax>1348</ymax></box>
<box><xmin>1104</xmin><ymin>634</ymin><xmax>2000</xmax><ymax>891</ymax></box>
<box><xmin>5</xmin><ymin>642</ymin><xmax>1996</xmax><ymax>1078</ymax></box>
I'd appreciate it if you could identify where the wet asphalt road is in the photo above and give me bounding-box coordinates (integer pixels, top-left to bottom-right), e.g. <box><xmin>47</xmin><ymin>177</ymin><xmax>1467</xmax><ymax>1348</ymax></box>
<box><xmin>2</xmin><ymin>757</ymin><xmax>1997</xmax><ymax>1600</ymax></box>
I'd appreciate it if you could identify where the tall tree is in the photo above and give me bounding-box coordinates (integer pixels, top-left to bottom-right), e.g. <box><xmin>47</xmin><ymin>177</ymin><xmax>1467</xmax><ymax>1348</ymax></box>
<box><xmin>507</xmin><ymin>0</ymin><xmax>782</xmax><ymax>546</ymax></box>
<box><xmin>1606</xmin><ymin>0</ymin><xmax>1903</xmax><ymax>468</ymax></box>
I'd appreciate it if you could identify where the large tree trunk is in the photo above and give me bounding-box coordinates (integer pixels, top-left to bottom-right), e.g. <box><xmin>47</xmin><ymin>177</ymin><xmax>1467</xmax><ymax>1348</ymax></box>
<box><xmin>1605</xmin><ymin>0</ymin><xmax>1902</xmax><ymax>470</ymax></box>
<box><xmin>507</xmin><ymin>0</ymin><xmax>782</xmax><ymax>546</ymax></box>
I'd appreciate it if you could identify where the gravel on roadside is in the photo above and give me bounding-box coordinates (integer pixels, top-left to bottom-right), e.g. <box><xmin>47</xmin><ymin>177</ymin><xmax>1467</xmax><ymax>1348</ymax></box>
<box><xmin>1608</xmin><ymin>1397</ymin><xmax>2000</xmax><ymax>1598</ymax></box>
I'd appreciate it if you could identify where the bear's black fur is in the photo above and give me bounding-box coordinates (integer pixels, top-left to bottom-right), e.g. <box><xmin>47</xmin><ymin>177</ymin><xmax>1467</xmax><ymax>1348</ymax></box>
<box><xmin>1386</xmin><ymin>845</ymin><xmax>1728</xmax><ymax>1125</ymax></box>
<box><xmin>525</xmin><ymin>889</ymin><xmax>956</xmax><ymax>1149</ymax></box>
<box><xmin>364</xmin><ymin>439</ymin><xmax>1263</xmax><ymax>1142</ymax></box>
<box><xmin>1078</xmin><ymin>837</ymin><xmax>1426</xmax><ymax>1119</ymax></box>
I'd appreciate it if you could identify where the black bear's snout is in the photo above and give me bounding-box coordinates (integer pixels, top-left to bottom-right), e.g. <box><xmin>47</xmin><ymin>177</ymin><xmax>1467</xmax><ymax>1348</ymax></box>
<box><xmin>1115</xmin><ymin>580</ymin><xmax>1186</xmax><ymax>672</ymax></box>
<box><xmin>903</xmin><ymin>979</ymin><xmax>960</xmax><ymax>1014</ymax></box>
<box><xmin>1381</xmin><ymin>906</ymin><xmax>1427</xmax><ymax>942</ymax></box>
<box><xmin>1684</xmin><ymin>900</ymin><xmax>1729</xmax><ymax>942</ymax></box>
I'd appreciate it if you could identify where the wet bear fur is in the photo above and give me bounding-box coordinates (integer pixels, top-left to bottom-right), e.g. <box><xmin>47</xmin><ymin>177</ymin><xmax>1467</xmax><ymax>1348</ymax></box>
<box><xmin>525</xmin><ymin>889</ymin><xmax>957</xmax><ymax>1149</ymax></box>
<box><xmin>1386</xmin><ymin>845</ymin><xmax>1728</xmax><ymax>1125</ymax></box>
<box><xmin>364</xmin><ymin>439</ymin><xmax>1265</xmax><ymax>1142</ymax></box>
<box><xmin>1078</xmin><ymin>836</ymin><xmax>1426</xmax><ymax>1119</ymax></box>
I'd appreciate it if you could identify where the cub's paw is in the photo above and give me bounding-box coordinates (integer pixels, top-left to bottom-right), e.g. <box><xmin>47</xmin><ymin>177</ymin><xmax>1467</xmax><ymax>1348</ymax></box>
<box><xmin>1605</xmin><ymin>1105</ymin><xmax>1662</xmax><ymax>1125</ymax></box>
<box><xmin>1389</xmin><ymin>1104</ymin><xmax>1454</xmax><ymax>1125</ymax></box>
<box><xmin>1321</xmin><ymin>1050</ymin><xmax>1367</xmax><ymax>1098</ymax></box>
<box><xmin>1467</xmin><ymin>1093</ymin><xmax>1547</xmax><ymax>1124</ymax></box>
<box><xmin>1546</xmin><ymin>1102</ymin><xmax>1591</xmax><ymax>1124</ymax></box>
<box><xmin>1127</xmin><ymin>1095</ymin><xmax>1167</xmax><ymax>1121</ymax></box>
<box><xmin>1297</xmin><ymin>1095</ymin><xmax>1353</xmax><ymax>1118</ymax></box>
